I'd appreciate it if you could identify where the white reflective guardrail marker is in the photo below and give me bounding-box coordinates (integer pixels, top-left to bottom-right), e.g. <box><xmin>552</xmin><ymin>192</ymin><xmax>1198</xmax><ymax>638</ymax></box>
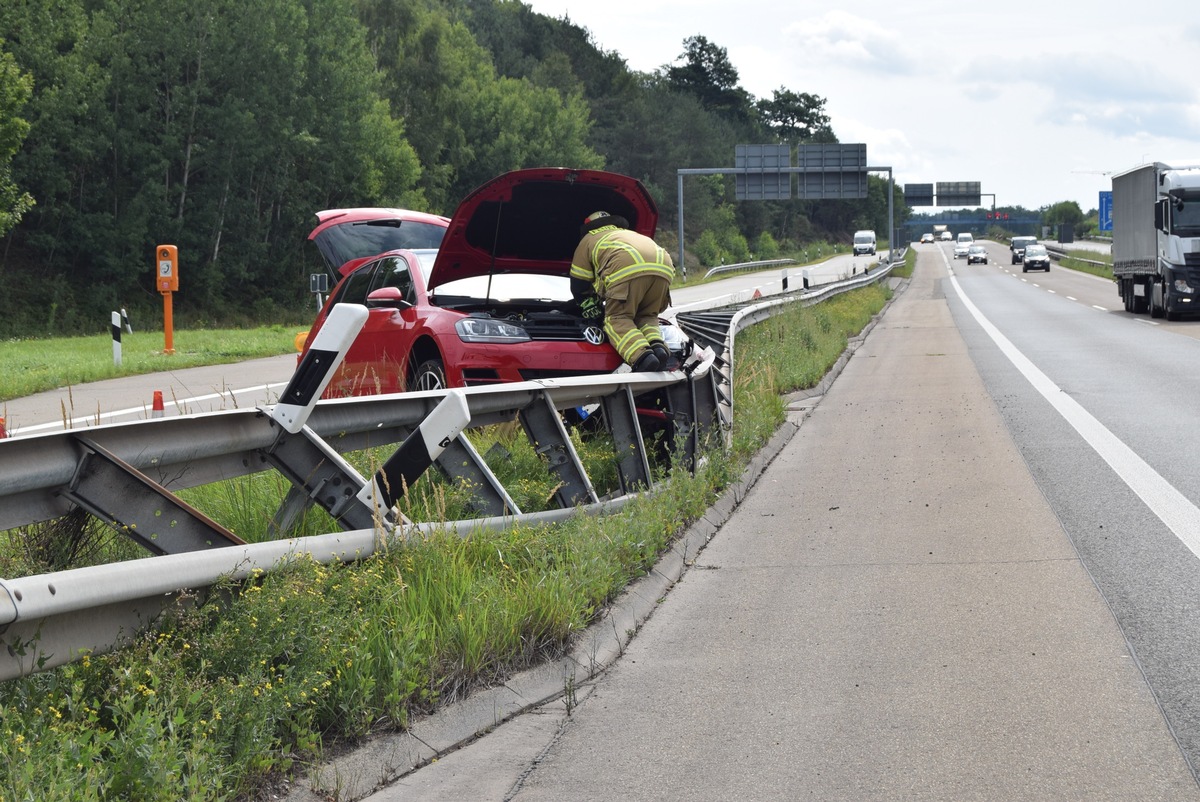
<box><xmin>357</xmin><ymin>389</ymin><xmax>471</xmax><ymax>510</ymax></box>
<box><xmin>267</xmin><ymin>303</ymin><xmax>368</xmax><ymax>434</ymax></box>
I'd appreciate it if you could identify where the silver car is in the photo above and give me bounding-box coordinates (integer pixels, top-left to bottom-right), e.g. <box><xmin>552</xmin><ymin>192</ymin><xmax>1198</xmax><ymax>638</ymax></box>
<box><xmin>1022</xmin><ymin>244</ymin><xmax>1051</xmax><ymax>272</ymax></box>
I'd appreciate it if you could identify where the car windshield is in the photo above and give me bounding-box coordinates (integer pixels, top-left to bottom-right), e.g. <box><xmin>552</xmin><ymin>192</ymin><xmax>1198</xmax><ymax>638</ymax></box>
<box><xmin>855</xmin><ymin>235</ymin><xmax>873</xmax><ymax>244</ymax></box>
<box><xmin>1172</xmin><ymin>194</ymin><xmax>1200</xmax><ymax>237</ymax></box>
<box><xmin>413</xmin><ymin>250</ymin><xmax>573</xmax><ymax>302</ymax></box>
<box><xmin>969</xmin><ymin>245</ymin><xmax>985</xmax><ymax>253</ymax></box>
<box><xmin>1024</xmin><ymin>246</ymin><xmax>1047</xmax><ymax>257</ymax></box>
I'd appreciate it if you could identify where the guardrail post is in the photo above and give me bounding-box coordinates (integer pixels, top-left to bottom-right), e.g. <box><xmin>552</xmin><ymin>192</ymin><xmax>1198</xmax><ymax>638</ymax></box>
<box><xmin>600</xmin><ymin>385</ymin><xmax>653</xmax><ymax>494</ymax></box>
<box><xmin>518</xmin><ymin>392</ymin><xmax>598</xmax><ymax>508</ymax></box>
<box><xmin>62</xmin><ymin>436</ymin><xmax>245</xmax><ymax>554</ymax></box>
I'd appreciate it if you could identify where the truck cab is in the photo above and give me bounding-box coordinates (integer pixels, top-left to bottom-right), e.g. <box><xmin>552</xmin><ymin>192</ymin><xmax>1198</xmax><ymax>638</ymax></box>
<box><xmin>1113</xmin><ymin>162</ymin><xmax>1200</xmax><ymax>319</ymax></box>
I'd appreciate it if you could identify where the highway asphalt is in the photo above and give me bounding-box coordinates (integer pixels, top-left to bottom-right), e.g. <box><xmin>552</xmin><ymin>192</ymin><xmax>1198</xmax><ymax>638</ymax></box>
<box><xmin>278</xmin><ymin>253</ymin><xmax>1200</xmax><ymax>800</ymax></box>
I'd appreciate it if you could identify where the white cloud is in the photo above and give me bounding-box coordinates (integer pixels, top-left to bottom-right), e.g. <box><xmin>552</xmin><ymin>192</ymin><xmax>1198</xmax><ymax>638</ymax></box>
<box><xmin>520</xmin><ymin>0</ymin><xmax>1200</xmax><ymax>209</ymax></box>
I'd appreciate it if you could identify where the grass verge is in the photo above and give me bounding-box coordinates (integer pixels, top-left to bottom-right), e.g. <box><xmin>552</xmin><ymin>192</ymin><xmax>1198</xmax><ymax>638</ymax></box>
<box><xmin>0</xmin><ymin>284</ymin><xmax>891</xmax><ymax>801</ymax></box>
<box><xmin>0</xmin><ymin>327</ymin><xmax>303</xmax><ymax>403</ymax></box>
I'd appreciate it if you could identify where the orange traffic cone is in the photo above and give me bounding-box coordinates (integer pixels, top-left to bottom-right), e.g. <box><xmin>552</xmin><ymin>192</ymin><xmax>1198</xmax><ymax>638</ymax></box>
<box><xmin>152</xmin><ymin>391</ymin><xmax>165</xmax><ymax>419</ymax></box>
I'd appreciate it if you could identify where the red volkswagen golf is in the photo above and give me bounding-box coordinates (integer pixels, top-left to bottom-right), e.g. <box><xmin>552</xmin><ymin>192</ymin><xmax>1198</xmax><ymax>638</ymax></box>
<box><xmin>302</xmin><ymin>168</ymin><xmax>661</xmax><ymax>396</ymax></box>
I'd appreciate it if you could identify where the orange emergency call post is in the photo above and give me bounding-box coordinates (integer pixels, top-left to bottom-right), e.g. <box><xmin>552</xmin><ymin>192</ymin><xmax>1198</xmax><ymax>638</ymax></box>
<box><xmin>156</xmin><ymin>245</ymin><xmax>178</xmax><ymax>354</ymax></box>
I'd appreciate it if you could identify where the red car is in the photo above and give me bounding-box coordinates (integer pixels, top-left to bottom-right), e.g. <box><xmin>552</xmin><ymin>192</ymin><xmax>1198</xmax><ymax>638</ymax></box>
<box><xmin>302</xmin><ymin>168</ymin><xmax>659</xmax><ymax>396</ymax></box>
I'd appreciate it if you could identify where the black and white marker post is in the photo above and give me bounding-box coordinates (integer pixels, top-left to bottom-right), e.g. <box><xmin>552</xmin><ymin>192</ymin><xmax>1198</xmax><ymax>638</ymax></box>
<box><xmin>111</xmin><ymin>311</ymin><xmax>123</xmax><ymax>366</ymax></box>
<box><xmin>267</xmin><ymin>303</ymin><xmax>369</xmax><ymax>434</ymax></box>
<box><xmin>356</xmin><ymin>390</ymin><xmax>471</xmax><ymax>510</ymax></box>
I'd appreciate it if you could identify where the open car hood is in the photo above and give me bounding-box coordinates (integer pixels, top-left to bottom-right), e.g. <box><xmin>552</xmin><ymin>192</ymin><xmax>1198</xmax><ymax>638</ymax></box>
<box><xmin>428</xmin><ymin>168</ymin><xmax>659</xmax><ymax>292</ymax></box>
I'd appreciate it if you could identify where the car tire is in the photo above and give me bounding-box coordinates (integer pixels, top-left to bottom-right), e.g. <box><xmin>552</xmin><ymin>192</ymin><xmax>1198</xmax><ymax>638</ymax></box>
<box><xmin>1022</xmin><ymin>265</ymin><xmax>1028</xmax><ymax>273</ymax></box>
<box><xmin>984</xmin><ymin>259</ymin><xmax>988</xmax><ymax>264</ymax></box>
<box><xmin>410</xmin><ymin>358</ymin><xmax>448</xmax><ymax>392</ymax></box>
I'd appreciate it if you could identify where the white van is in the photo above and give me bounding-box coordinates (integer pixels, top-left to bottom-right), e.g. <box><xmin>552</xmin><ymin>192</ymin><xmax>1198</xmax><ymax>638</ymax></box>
<box><xmin>852</xmin><ymin>230</ymin><xmax>877</xmax><ymax>256</ymax></box>
<box><xmin>954</xmin><ymin>232</ymin><xmax>973</xmax><ymax>259</ymax></box>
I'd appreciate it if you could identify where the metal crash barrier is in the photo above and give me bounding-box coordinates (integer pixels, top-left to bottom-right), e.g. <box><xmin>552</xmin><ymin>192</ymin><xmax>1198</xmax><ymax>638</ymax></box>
<box><xmin>0</xmin><ymin>352</ymin><xmax>721</xmax><ymax>679</ymax></box>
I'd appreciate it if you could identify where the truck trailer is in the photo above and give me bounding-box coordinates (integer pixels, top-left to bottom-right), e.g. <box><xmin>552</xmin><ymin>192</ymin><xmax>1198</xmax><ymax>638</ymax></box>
<box><xmin>1112</xmin><ymin>162</ymin><xmax>1200</xmax><ymax>319</ymax></box>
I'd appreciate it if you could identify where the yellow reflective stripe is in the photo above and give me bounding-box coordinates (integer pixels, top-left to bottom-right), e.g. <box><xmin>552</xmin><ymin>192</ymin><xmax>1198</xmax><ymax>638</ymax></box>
<box><xmin>607</xmin><ymin>326</ymin><xmax>646</xmax><ymax>356</ymax></box>
<box><xmin>569</xmin><ymin>263</ymin><xmax>594</xmax><ymax>282</ymax></box>
<box><xmin>605</xmin><ymin>262</ymin><xmax>674</xmax><ymax>286</ymax></box>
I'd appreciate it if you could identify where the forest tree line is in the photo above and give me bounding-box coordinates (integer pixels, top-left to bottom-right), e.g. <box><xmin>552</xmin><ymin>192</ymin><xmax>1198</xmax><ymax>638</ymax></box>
<box><xmin>0</xmin><ymin>0</ymin><xmax>901</xmax><ymax>337</ymax></box>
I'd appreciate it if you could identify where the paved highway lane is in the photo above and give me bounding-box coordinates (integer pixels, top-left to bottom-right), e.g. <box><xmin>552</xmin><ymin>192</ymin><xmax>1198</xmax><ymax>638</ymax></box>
<box><xmin>939</xmin><ymin>239</ymin><xmax>1200</xmax><ymax>773</ymax></box>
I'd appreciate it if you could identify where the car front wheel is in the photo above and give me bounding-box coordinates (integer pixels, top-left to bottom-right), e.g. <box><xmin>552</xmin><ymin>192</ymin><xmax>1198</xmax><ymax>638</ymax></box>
<box><xmin>410</xmin><ymin>358</ymin><xmax>448</xmax><ymax>392</ymax></box>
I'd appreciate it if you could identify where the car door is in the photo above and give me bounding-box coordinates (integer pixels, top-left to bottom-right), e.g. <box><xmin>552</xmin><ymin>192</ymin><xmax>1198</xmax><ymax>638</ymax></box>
<box><xmin>326</xmin><ymin>255</ymin><xmax>420</xmax><ymax>396</ymax></box>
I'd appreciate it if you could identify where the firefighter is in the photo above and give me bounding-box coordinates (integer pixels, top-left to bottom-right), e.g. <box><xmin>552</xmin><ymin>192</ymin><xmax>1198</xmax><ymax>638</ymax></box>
<box><xmin>570</xmin><ymin>211</ymin><xmax>675</xmax><ymax>371</ymax></box>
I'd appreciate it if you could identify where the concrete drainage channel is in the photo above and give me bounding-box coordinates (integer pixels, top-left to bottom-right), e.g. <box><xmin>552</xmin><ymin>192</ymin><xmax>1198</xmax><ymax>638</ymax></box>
<box><xmin>282</xmin><ymin>276</ymin><xmax>908</xmax><ymax>801</ymax></box>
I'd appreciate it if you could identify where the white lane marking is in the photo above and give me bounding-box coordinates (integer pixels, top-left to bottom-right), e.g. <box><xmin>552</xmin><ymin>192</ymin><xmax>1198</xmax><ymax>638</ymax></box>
<box><xmin>1093</xmin><ymin>305</ymin><xmax>1109</xmax><ymax>311</ymax></box>
<box><xmin>13</xmin><ymin>382</ymin><xmax>289</xmax><ymax>435</ymax></box>
<box><xmin>1067</xmin><ymin>296</ymin><xmax>1078</xmax><ymax>301</ymax></box>
<box><xmin>948</xmin><ymin>271</ymin><xmax>1200</xmax><ymax>561</ymax></box>
<box><xmin>1048</xmin><ymin>290</ymin><xmax>1057</xmax><ymax>294</ymax></box>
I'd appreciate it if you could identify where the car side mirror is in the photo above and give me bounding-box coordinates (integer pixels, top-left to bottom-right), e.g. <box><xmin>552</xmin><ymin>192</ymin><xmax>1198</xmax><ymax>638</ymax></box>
<box><xmin>366</xmin><ymin>286</ymin><xmax>412</xmax><ymax>309</ymax></box>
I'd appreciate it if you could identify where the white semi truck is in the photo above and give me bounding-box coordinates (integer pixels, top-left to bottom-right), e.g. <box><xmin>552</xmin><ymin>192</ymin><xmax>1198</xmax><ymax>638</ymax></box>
<box><xmin>1112</xmin><ymin>162</ymin><xmax>1200</xmax><ymax>319</ymax></box>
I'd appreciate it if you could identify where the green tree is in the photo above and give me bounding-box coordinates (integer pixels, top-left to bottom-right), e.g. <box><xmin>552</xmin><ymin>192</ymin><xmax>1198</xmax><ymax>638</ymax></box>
<box><xmin>758</xmin><ymin>88</ymin><xmax>835</xmax><ymax>144</ymax></box>
<box><xmin>1043</xmin><ymin>200</ymin><xmax>1084</xmax><ymax>228</ymax></box>
<box><xmin>665</xmin><ymin>35</ymin><xmax>755</xmax><ymax>126</ymax></box>
<box><xmin>1</xmin><ymin>0</ymin><xmax>419</xmax><ymax>330</ymax></box>
<box><xmin>358</xmin><ymin>0</ymin><xmax>602</xmax><ymax>212</ymax></box>
<box><xmin>0</xmin><ymin>42</ymin><xmax>34</xmax><ymax>237</ymax></box>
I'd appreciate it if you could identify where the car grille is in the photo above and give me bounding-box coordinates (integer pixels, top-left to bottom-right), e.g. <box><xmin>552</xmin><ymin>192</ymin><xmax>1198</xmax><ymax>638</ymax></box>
<box><xmin>519</xmin><ymin>312</ymin><xmax>590</xmax><ymax>341</ymax></box>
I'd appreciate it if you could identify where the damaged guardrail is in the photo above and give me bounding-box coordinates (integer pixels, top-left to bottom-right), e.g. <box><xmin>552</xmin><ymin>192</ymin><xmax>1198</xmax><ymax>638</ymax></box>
<box><xmin>0</xmin><ymin>336</ymin><xmax>721</xmax><ymax>679</ymax></box>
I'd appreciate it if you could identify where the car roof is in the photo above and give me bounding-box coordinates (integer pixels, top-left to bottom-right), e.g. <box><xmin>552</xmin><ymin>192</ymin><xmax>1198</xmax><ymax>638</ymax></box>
<box><xmin>428</xmin><ymin>168</ymin><xmax>658</xmax><ymax>291</ymax></box>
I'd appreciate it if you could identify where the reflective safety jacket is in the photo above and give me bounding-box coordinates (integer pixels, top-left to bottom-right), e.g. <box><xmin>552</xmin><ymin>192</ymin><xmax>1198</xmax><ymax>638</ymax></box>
<box><xmin>570</xmin><ymin>225</ymin><xmax>675</xmax><ymax>298</ymax></box>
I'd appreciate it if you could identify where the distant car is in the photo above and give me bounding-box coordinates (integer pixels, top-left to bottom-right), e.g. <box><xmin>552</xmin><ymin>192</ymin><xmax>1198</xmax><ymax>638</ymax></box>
<box><xmin>1022</xmin><ymin>244</ymin><xmax>1051</xmax><ymax>272</ymax></box>
<box><xmin>966</xmin><ymin>244</ymin><xmax>988</xmax><ymax>264</ymax></box>
<box><xmin>1010</xmin><ymin>236</ymin><xmax>1038</xmax><ymax>264</ymax></box>
<box><xmin>953</xmin><ymin>241</ymin><xmax>970</xmax><ymax>259</ymax></box>
<box><xmin>301</xmin><ymin>168</ymin><xmax>659</xmax><ymax>396</ymax></box>
<box><xmin>920</xmin><ymin>233</ymin><xmax>935</xmax><ymax>244</ymax></box>
<box><xmin>939</xmin><ymin>231</ymin><xmax>953</xmax><ymax>241</ymax></box>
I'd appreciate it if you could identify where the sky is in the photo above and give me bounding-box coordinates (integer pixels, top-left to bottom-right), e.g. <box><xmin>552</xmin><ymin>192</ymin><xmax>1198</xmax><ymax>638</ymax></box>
<box><xmin>519</xmin><ymin>0</ymin><xmax>1200</xmax><ymax>213</ymax></box>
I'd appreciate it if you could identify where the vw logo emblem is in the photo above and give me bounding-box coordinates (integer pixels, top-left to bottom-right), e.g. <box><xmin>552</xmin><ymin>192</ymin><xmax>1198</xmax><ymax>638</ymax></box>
<box><xmin>584</xmin><ymin>326</ymin><xmax>605</xmax><ymax>345</ymax></box>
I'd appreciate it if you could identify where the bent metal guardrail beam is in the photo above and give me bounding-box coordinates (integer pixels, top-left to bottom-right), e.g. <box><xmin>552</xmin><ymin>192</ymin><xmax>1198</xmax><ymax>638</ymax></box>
<box><xmin>0</xmin><ymin>355</ymin><xmax>722</xmax><ymax>679</ymax></box>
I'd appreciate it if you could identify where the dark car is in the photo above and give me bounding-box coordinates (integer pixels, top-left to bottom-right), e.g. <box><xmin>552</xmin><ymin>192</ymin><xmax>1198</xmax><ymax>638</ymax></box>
<box><xmin>966</xmin><ymin>244</ymin><xmax>988</xmax><ymax>264</ymax></box>
<box><xmin>1022</xmin><ymin>244</ymin><xmax>1051</xmax><ymax>272</ymax></box>
<box><xmin>1010</xmin><ymin>236</ymin><xmax>1037</xmax><ymax>264</ymax></box>
<box><xmin>301</xmin><ymin>168</ymin><xmax>660</xmax><ymax>396</ymax></box>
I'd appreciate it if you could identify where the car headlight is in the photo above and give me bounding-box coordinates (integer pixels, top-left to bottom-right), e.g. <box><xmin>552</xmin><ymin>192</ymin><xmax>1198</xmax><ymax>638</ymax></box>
<box><xmin>1174</xmin><ymin>279</ymin><xmax>1194</xmax><ymax>294</ymax></box>
<box><xmin>455</xmin><ymin>317</ymin><xmax>531</xmax><ymax>343</ymax></box>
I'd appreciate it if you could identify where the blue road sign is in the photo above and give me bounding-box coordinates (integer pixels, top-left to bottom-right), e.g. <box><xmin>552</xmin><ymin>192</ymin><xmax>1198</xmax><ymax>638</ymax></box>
<box><xmin>1099</xmin><ymin>191</ymin><xmax>1113</xmax><ymax>231</ymax></box>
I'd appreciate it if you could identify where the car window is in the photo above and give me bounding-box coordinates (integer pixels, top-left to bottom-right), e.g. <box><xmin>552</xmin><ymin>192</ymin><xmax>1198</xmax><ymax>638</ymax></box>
<box><xmin>371</xmin><ymin>256</ymin><xmax>416</xmax><ymax>304</ymax></box>
<box><xmin>1025</xmin><ymin>246</ymin><xmax>1047</xmax><ymax>256</ymax></box>
<box><xmin>331</xmin><ymin>262</ymin><xmax>377</xmax><ymax>306</ymax></box>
